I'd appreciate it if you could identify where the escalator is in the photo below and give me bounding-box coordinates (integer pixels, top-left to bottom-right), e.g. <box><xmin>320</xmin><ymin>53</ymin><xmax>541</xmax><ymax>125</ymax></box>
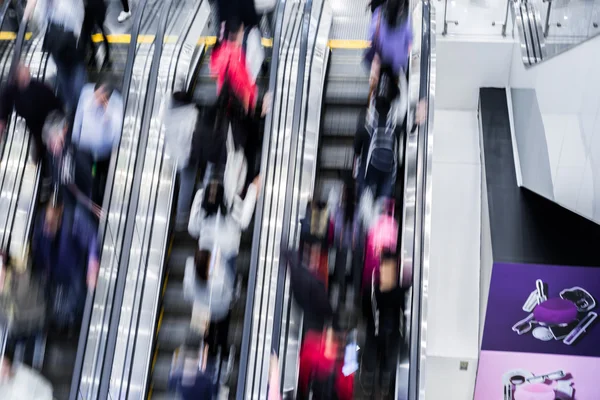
<box><xmin>0</xmin><ymin>1</ymin><xmax>181</xmax><ymax>399</ymax></box>
<box><xmin>270</xmin><ymin>0</ymin><xmax>434</xmax><ymax>399</ymax></box>
<box><xmin>148</xmin><ymin>53</ymin><xmax>271</xmax><ymax>400</ymax></box>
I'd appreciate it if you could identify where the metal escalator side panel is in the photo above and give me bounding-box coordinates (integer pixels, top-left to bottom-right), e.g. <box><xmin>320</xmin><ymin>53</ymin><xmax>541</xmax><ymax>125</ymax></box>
<box><xmin>77</xmin><ymin>1</ymin><xmax>158</xmax><ymax>397</ymax></box>
<box><xmin>118</xmin><ymin>2</ymin><xmax>210</xmax><ymax>398</ymax></box>
<box><xmin>278</xmin><ymin>1</ymin><xmax>332</xmax><ymax>394</ymax></box>
<box><xmin>402</xmin><ymin>1</ymin><xmax>435</xmax><ymax>399</ymax></box>
<box><xmin>96</xmin><ymin>1</ymin><xmax>174</xmax><ymax>398</ymax></box>
<box><xmin>237</xmin><ymin>0</ymin><xmax>288</xmax><ymax>397</ymax></box>
<box><xmin>242</xmin><ymin>1</ymin><xmax>305</xmax><ymax>398</ymax></box>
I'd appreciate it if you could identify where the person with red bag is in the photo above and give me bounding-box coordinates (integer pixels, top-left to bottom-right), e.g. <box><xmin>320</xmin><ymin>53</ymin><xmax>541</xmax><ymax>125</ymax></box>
<box><xmin>298</xmin><ymin>315</ymin><xmax>355</xmax><ymax>400</ymax></box>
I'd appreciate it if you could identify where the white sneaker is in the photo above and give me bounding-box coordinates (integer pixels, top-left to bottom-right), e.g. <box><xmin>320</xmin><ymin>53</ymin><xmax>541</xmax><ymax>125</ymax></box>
<box><xmin>117</xmin><ymin>11</ymin><xmax>131</xmax><ymax>23</ymax></box>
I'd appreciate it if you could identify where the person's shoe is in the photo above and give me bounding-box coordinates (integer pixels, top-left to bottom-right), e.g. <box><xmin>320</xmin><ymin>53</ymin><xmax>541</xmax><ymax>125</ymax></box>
<box><xmin>117</xmin><ymin>11</ymin><xmax>132</xmax><ymax>23</ymax></box>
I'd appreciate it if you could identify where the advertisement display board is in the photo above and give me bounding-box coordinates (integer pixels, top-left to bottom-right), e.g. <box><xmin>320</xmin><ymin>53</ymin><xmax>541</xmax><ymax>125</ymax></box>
<box><xmin>475</xmin><ymin>262</ymin><xmax>600</xmax><ymax>399</ymax></box>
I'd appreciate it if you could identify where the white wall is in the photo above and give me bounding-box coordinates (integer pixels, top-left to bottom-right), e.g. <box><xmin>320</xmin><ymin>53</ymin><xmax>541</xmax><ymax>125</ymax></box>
<box><xmin>509</xmin><ymin>35</ymin><xmax>600</xmax><ymax>223</ymax></box>
<box><xmin>436</xmin><ymin>37</ymin><xmax>513</xmax><ymax>109</ymax></box>
<box><xmin>425</xmin><ymin>110</ymin><xmax>481</xmax><ymax>400</ymax></box>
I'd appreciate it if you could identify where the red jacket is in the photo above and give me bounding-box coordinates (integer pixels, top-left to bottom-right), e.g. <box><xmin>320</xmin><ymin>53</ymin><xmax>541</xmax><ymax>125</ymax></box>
<box><xmin>298</xmin><ymin>331</ymin><xmax>354</xmax><ymax>399</ymax></box>
<box><xmin>210</xmin><ymin>41</ymin><xmax>258</xmax><ymax>111</ymax></box>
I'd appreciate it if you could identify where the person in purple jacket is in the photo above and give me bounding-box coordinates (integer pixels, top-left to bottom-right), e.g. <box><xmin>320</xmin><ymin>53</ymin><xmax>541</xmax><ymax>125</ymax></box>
<box><xmin>364</xmin><ymin>0</ymin><xmax>413</xmax><ymax>91</ymax></box>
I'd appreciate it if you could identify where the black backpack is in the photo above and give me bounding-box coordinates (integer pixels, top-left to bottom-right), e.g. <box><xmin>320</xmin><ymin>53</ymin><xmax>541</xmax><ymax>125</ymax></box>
<box><xmin>365</xmin><ymin>101</ymin><xmax>397</xmax><ymax>174</ymax></box>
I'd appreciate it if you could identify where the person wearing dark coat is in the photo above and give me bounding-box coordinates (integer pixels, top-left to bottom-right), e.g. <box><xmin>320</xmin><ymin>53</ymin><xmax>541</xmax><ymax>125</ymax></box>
<box><xmin>215</xmin><ymin>0</ymin><xmax>259</xmax><ymax>39</ymax></box>
<box><xmin>0</xmin><ymin>63</ymin><xmax>64</xmax><ymax>162</ymax></box>
<box><xmin>41</xmin><ymin>111</ymin><xmax>101</xmax><ymax>218</ymax></box>
<box><xmin>32</xmin><ymin>197</ymin><xmax>99</xmax><ymax>329</ymax></box>
<box><xmin>360</xmin><ymin>249</ymin><xmax>404</xmax><ymax>396</ymax></box>
<box><xmin>82</xmin><ymin>0</ymin><xmax>111</xmax><ymax>68</ymax></box>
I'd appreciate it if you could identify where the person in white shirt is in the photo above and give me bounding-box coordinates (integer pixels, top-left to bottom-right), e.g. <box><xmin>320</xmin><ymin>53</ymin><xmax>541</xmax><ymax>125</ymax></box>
<box><xmin>0</xmin><ymin>354</ymin><xmax>54</xmax><ymax>400</ymax></box>
<box><xmin>71</xmin><ymin>79</ymin><xmax>124</xmax><ymax>204</ymax></box>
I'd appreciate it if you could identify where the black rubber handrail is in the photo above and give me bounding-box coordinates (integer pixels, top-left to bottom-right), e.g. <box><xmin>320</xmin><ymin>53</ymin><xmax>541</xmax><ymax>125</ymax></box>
<box><xmin>270</xmin><ymin>0</ymin><xmax>313</xmax><ymax>365</ymax></box>
<box><xmin>407</xmin><ymin>1</ymin><xmax>431</xmax><ymax>399</ymax></box>
<box><xmin>68</xmin><ymin>0</ymin><xmax>150</xmax><ymax>397</ymax></box>
<box><xmin>236</xmin><ymin>0</ymin><xmax>288</xmax><ymax>397</ymax></box>
<box><xmin>96</xmin><ymin>1</ymin><xmax>171</xmax><ymax>398</ymax></box>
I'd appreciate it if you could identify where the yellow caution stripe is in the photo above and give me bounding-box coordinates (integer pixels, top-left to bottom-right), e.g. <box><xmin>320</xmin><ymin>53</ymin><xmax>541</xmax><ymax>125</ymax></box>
<box><xmin>0</xmin><ymin>32</ymin><xmax>274</xmax><ymax>47</ymax></box>
<box><xmin>328</xmin><ymin>39</ymin><xmax>370</xmax><ymax>49</ymax></box>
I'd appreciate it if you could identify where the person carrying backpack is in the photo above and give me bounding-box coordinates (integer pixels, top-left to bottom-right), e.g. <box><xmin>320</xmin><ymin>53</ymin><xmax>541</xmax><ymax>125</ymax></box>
<box><xmin>353</xmin><ymin>67</ymin><xmax>401</xmax><ymax>199</ymax></box>
<box><xmin>24</xmin><ymin>0</ymin><xmax>87</xmax><ymax>112</ymax></box>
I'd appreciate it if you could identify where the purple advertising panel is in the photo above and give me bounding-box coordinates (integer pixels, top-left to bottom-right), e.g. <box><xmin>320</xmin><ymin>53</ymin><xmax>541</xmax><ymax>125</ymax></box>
<box><xmin>481</xmin><ymin>262</ymin><xmax>600</xmax><ymax>357</ymax></box>
<box><xmin>475</xmin><ymin>350</ymin><xmax>600</xmax><ymax>400</ymax></box>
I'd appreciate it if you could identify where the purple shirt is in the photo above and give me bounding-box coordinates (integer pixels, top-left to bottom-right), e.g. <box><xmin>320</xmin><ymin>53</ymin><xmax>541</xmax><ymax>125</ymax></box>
<box><xmin>365</xmin><ymin>7</ymin><xmax>413</xmax><ymax>73</ymax></box>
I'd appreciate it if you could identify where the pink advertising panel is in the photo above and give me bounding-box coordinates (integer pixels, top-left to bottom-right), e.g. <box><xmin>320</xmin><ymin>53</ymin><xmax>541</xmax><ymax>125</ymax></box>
<box><xmin>475</xmin><ymin>350</ymin><xmax>600</xmax><ymax>400</ymax></box>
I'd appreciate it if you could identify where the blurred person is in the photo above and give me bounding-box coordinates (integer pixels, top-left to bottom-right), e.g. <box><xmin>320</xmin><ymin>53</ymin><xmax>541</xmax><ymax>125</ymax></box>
<box><xmin>183</xmin><ymin>247</ymin><xmax>234</xmax><ymax>326</ymax></box>
<box><xmin>32</xmin><ymin>195</ymin><xmax>99</xmax><ymax>331</ymax></box>
<box><xmin>364</xmin><ymin>0</ymin><xmax>413</xmax><ymax>82</ymax></box>
<box><xmin>210</xmin><ymin>17</ymin><xmax>272</xmax><ymax>146</ymax></box>
<box><xmin>42</xmin><ymin>111</ymin><xmax>101</xmax><ymax>217</ymax></box>
<box><xmin>281</xmin><ymin>245</ymin><xmax>334</xmax><ymax>332</ymax></box>
<box><xmin>168</xmin><ymin>339</ymin><xmax>220</xmax><ymax>399</ymax></box>
<box><xmin>368</xmin><ymin>0</ymin><xmax>387</xmax><ymax>13</ymax></box>
<box><xmin>82</xmin><ymin>0</ymin><xmax>111</xmax><ymax>69</ymax></box>
<box><xmin>360</xmin><ymin>249</ymin><xmax>404</xmax><ymax>396</ymax></box>
<box><xmin>353</xmin><ymin>67</ymin><xmax>401</xmax><ymax>199</ymax></box>
<box><xmin>0</xmin><ymin>352</ymin><xmax>53</xmax><ymax>400</ymax></box>
<box><xmin>165</xmin><ymin>91</ymin><xmax>228</xmax><ymax>231</ymax></box>
<box><xmin>211</xmin><ymin>16</ymin><xmax>270</xmax><ymax>189</ymax></box>
<box><xmin>183</xmin><ymin>246</ymin><xmax>234</xmax><ymax>361</ymax></box>
<box><xmin>297</xmin><ymin>314</ymin><xmax>355</xmax><ymax>400</ymax></box>
<box><xmin>117</xmin><ymin>0</ymin><xmax>131</xmax><ymax>23</ymax></box>
<box><xmin>188</xmin><ymin>169</ymin><xmax>260</xmax><ymax>265</ymax></box>
<box><xmin>0</xmin><ymin>62</ymin><xmax>63</xmax><ymax>162</ymax></box>
<box><xmin>24</xmin><ymin>0</ymin><xmax>87</xmax><ymax>111</ymax></box>
<box><xmin>299</xmin><ymin>198</ymin><xmax>332</xmax><ymax>288</ymax></box>
<box><xmin>71</xmin><ymin>79</ymin><xmax>123</xmax><ymax>205</ymax></box>
<box><xmin>358</xmin><ymin>193</ymin><xmax>397</xmax><ymax>300</ymax></box>
<box><xmin>327</xmin><ymin>177</ymin><xmax>359</xmax><ymax>309</ymax></box>
<box><xmin>215</xmin><ymin>0</ymin><xmax>259</xmax><ymax>41</ymax></box>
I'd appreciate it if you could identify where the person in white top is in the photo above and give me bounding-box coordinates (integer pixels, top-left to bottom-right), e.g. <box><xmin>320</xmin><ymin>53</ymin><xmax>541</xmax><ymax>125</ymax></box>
<box><xmin>0</xmin><ymin>354</ymin><xmax>54</xmax><ymax>400</ymax></box>
<box><xmin>24</xmin><ymin>0</ymin><xmax>87</xmax><ymax>111</ymax></box>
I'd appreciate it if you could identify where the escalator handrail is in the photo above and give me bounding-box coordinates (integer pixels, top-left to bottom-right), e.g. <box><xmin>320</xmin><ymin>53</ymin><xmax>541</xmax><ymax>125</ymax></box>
<box><xmin>270</xmin><ymin>0</ymin><xmax>313</xmax><ymax>366</ymax></box>
<box><xmin>68</xmin><ymin>1</ymin><xmax>149</xmax><ymax>397</ymax></box>
<box><xmin>236</xmin><ymin>0</ymin><xmax>289</xmax><ymax>397</ymax></box>
<box><xmin>96</xmin><ymin>1</ymin><xmax>172</xmax><ymax>398</ymax></box>
<box><xmin>406</xmin><ymin>1</ymin><xmax>433</xmax><ymax>399</ymax></box>
<box><xmin>276</xmin><ymin>0</ymin><xmax>327</xmax><ymax>389</ymax></box>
